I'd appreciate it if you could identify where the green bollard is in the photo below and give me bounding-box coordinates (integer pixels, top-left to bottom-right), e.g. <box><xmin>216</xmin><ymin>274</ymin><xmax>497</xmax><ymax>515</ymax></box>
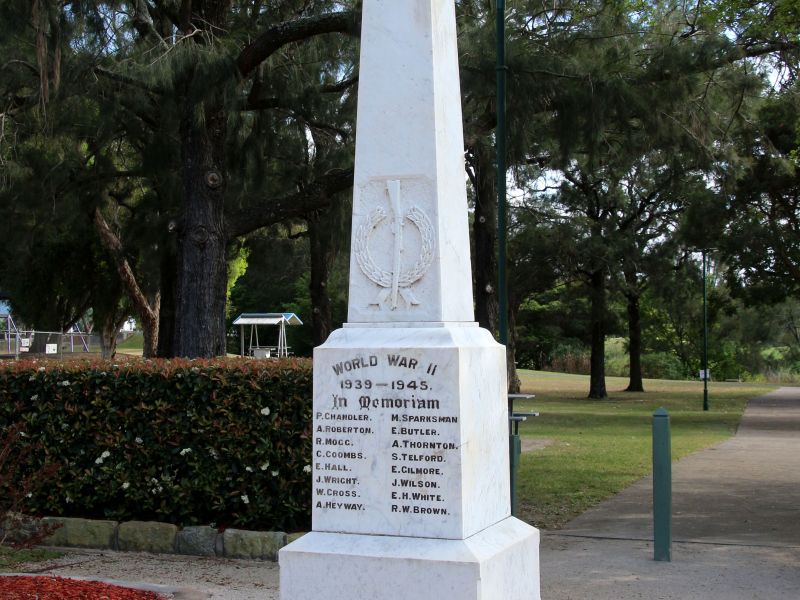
<box><xmin>509</xmin><ymin>433</ymin><xmax>521</xmax><ymax>516</ymax></box>
<box><xmin>652</xmin><ymin>408</ymin><xmax>672</xmax><ymax>561</ymax></box>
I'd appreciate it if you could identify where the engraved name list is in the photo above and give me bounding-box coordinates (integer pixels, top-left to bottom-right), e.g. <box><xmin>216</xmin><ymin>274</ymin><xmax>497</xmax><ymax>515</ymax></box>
<box><xmin>312</xmin><ymin>350</ymin><xmax>461</xmax><ymax>535</ymax></box>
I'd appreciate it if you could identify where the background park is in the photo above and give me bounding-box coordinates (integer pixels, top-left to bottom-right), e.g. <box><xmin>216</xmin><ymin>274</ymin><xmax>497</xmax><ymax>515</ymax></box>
<box><xmin>0</xmin><ymin>0</ymin><xmax>798</xmax><ymax>598</ymax></box>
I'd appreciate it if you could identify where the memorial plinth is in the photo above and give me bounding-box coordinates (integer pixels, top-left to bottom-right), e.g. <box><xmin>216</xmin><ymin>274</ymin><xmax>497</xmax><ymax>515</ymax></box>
<box><xmin>280</xmin><ymin>1</ymin><xmax>540</xmax><ymax>598</ymax></box>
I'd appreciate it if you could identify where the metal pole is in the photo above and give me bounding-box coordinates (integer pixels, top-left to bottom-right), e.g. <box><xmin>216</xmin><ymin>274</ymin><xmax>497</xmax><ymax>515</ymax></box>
<box><xmin>703</xmin><ymin>251</ymin><xmax>709</xmax><ymax>411</ymax></box>
<box><xmin>509</xmin><ymin>430</ymin><xmax>521</xmax><ymax>516</ymax></box>
<box><xmin>496</xmin><ymin>0</ymin><xmax>508</xmax><ymax>349</ymax></box>
<box><xmin>653</xmin><ymin>408</ymin><xmax>672</xmax><ymax>561</ymax></box>
<box><xmin>496</xmin><ymin>0</ymin><xmax>516</xmax><ymax>516</ymax></box>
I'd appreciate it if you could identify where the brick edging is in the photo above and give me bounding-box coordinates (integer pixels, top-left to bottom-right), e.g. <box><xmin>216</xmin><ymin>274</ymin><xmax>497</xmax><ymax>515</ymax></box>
<box><xmin>34</xmin><ymin>517</ymin><xmax>297</xmax><ymax>561</ymax></box>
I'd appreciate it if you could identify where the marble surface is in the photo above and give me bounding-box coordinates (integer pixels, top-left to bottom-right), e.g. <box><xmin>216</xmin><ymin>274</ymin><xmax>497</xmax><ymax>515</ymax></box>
<box><xmin>279</xmin><ymin>517</ymin><xmax>541</xmax><ymax>600</ymax></box>
<box><xmin>347</xmin><ymin>0</ymin><xmax>473</xmax><ymax>324</ymax></box>
<box><xmin>311</xmin><ymin>326</ymin><xmax>509</xmax><ymax>540</ymax></box>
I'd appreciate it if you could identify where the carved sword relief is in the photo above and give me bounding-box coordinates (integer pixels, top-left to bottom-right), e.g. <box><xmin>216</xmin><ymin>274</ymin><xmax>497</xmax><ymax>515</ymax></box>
<box><xmin>355</xmin><ymin>180</ymin><xmax>435</xmax><ymax>309</ymax></box>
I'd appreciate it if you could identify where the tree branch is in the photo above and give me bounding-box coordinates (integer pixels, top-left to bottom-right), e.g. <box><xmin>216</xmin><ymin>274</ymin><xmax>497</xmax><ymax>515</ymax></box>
<box><xmin>236</xmin><ymin>11</ymin><xmax>361</xmax><ymax>79</ymax></box>
<box><xmin>227</xmin><ymin>167</ymin><xmax>353</xmax><ymax>238</ymax></box>
<box><xmin>93</xmin><ymin>207</ymin><xmax>159</xmax><ymax>327</ymax></box>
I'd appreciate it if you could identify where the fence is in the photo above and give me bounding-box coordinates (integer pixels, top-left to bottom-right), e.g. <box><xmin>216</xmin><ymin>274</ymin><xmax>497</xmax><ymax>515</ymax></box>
<box><xmin>0</xmin><ymin>327</ymin><xmax>111</xmax><ymax>359</ymax></box>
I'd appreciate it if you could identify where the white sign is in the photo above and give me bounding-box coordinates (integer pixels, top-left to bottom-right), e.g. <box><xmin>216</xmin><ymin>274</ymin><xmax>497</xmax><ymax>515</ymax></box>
<box><xmin>45</xmin><ymin>343</ymin><xmax>58</xmax><ymax>355</ymax></box>
<box><xmin>699</xmin><ymin>369</ymin><xmax>711</xmax><ymax>380</ymax></box>
<box><xmin>20</xmin><ymin>338</ymin><xmax>30</xmax><ymax>348</ymax></box>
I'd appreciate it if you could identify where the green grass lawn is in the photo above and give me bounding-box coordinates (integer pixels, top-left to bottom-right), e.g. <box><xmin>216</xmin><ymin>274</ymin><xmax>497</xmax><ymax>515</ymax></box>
<box><xmin>513</xmin><ymin>370</ymin><xmax>776</xmax><ymax>530</ymax></box>
<box><xmin>0</xmin><ymin>546</ymin><xmax>61</xmax><ymax>572</ymax></box>
<box><xmin>116</xmin><ymin>332</ymin><xmax>144</xmax><ymax>355</ymax></box>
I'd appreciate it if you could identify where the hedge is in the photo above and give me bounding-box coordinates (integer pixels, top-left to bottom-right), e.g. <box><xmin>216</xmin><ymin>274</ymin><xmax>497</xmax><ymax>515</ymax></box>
<box><xmin>0</xmin><ymin>357</ymin><xmax>313</xmax><ymax>531</ymax></box>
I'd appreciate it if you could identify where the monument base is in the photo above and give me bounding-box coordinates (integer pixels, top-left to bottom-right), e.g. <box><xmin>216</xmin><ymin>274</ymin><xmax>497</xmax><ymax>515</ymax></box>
<box><xmin>279</xmin><ymin>517</ymin><xmax>540</xmax><ymax>600</ymax></box>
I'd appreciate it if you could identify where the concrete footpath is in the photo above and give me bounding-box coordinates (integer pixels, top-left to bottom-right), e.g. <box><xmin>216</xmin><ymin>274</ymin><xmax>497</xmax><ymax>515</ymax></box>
<box><xmin>541</xmin><ymin>386</ymin><xmax>800</xmax><ymax>599</ymax></box>
<box><xmin>13</xmin><ymin>387</ymin><xmax>800</xmax><ymax>599</ymax></box>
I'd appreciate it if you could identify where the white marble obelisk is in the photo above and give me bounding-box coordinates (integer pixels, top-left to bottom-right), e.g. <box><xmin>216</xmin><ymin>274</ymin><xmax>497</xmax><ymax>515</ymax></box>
<box><xmin>279</xmin><ymin>1</ymin><xmax>540</xmax><ymax>598</ymax></box>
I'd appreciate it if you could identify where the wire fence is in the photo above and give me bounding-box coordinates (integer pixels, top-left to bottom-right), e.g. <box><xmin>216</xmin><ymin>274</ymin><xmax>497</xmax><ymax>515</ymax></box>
<box><xmin>0</xmin><ymin>328</ymin><xmax>135</xmax><ymax>359</ymax></box>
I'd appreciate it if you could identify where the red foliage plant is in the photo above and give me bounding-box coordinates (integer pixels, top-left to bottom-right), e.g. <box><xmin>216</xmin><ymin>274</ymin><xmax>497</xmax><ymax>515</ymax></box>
<box><xmin>0</xmin><ymin>575</ymin><xmax>167</xmax><ymax>599</ymax></box>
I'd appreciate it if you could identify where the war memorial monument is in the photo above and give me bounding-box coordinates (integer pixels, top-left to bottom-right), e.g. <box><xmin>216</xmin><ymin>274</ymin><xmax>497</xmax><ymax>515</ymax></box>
<box><xmin>279</xmin><ymin>1</ymin><xmax>541</xmax><ymax>597</ymax></box>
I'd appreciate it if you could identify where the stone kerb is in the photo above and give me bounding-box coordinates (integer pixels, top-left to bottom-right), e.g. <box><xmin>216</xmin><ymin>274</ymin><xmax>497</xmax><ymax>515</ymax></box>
<box><xmin>30</xmin><ymin>516</ymin><xmax>288</xmax><ymax>561</ymax></box>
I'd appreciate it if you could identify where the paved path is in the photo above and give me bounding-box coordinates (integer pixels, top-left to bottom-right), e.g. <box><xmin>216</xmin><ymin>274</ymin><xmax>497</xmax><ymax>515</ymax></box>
<box><xmin>15</xmin><ymin>387</ymin><xmax>800</xmax><ymax>599</ymax></box>
<box><xmin>541</xmin><ymin>386</ymin><xmax>800</xmax><ymax>599</ymax></box>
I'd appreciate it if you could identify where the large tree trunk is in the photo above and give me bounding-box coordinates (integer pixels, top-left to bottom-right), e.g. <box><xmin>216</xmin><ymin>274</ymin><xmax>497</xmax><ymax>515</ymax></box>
<box><xmin>625</xmin><ymin>277</ymin><xmax>644</xmax><ymax>392</ymax></box>
<box><xmin>471</xmin><ymin>140</ymin><xmax>499</xmax><ymax>334</ymax></box>
<box><xmin>174</xmin><ymin>103</ymin><xmax>229</xmax><ymax>358</ymax></box>
<box><xmin>308</xmin><ymin>214</ymin><xmax>335</xmax><ymax>347</ymax></box>
<box><xmin>588</xmin><ymin>268</ymin><xmax>608</xmax><ymax>399</ymax></box>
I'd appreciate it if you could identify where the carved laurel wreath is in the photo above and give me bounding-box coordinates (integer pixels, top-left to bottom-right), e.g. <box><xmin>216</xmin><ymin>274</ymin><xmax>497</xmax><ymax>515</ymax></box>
<box><xmin>355</xmin><ymin>206</ymin><xmax>435</xmax><ymax>288</ymax></box>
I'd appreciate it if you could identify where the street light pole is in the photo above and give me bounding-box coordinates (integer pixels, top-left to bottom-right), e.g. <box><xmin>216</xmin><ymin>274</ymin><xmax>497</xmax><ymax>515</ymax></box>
<box><xmin>496</xmin><ymin>0</ymin><xmax>508</xmax><ymax>350</ymax></box>
<box><xmin>702</xmin><ymin>250</ymin><xmax>709</xmax><ymax>411</ymax></box>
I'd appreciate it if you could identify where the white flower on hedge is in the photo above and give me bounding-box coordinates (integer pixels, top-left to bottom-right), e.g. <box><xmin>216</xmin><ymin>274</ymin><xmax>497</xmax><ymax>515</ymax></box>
<box><xmin>65</xmin><ymin>495</ymin><xmax>72</xmax><ymax>503</ymax></box>
<box><xmin>37</xmin><ymin>367</ymin><xmax>45</xmax><ymax>372</ymax></box>
<box><xmin>122</xmin><ymin>482</ymin><xmax>130</xmax><ymax>490</ymax></box>
<box><xmin>30</xmin><ymin>394</ymin><xmax>38</xmax><ymax>401</ymax></box>
<box><xmin>271</xmin><ymin>470</ymin><xmax>279</xmax><ymax>477</ymax></box>
<box><xmin>259</xmin><ymin>462</ymin><xmax>269</xmax><ymax>471</ymax></box>
<box><xmin>180</xmin><ymin>448</ymin><xmax>192</xmax><ymax>456</ymax></box>
<box><xmin>209</xmin><ymin>449</ymin><xmax>219</xmax><ymax>459</ymax></box>
<box><xmin>95</xmin><ymin>457</ymin><xmax>104</xmax><ymax>465</ymax></box>
<box><xmin>245</xmin><ymin>466</ymin><xmax>253</xmax><ymax>472</ymax></box>
<box><xmin>241</xmin><ymin>494</ymin><xmax>250</xmax><ymax>504</ymax></box>
<box><xmin>303</xmin><ymin>465</ymin><xmax>311</xmax><ymax>474</ymax></box>
<box><xmin>260</xmin><ymin>407</ymin><xmax>270</xmax><ymax>416</ymax></box>
<box><xmin>191</xmin><ymin>367</ymin><xmax>200</xmax><ymax>373</ymax></box>
<box><xmin>28</xmin><ymin>376</ymin><xmax>36</xmax><ymax>382</ymax></box>
<box><xmin>26</xmin><ymin>492</ymin><xmax>33</xmax><ymax>498</ymax></box>
<box><xmin>101</xmin><ymin>450</ymin><xmax>111</xmax><ymax>459</ymax></box>
<box><xmin>135</xmin><ymin>437</ymin><xmax>143</xmax><ymax>444</ymax></box>
<box><xmin>60</xmin><ymin>380</ymin><xmax>70</xmax><ymax>387</ymax></box>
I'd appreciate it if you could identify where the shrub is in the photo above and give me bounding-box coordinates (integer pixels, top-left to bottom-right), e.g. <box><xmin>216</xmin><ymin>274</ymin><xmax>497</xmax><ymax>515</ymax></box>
<box><xmin>0</xmin><ymin>422</ymin><xmax>61</xmax><ymax>548</ymax></box>
<box><xmin>0</xmin><ymin>358</ymin><xmax>313</xmax><ymax>531</ymax></box>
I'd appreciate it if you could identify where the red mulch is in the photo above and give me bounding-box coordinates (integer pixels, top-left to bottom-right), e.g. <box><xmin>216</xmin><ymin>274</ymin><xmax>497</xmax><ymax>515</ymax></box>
<box><xmin>0</xmin><ymin>575</ymin><xmax>168</xmax><ymax>599</ymax></box>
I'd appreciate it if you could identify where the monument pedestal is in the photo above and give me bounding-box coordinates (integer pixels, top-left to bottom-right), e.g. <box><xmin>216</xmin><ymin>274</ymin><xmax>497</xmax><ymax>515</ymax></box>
<box><xmin>279</xmin><ymin>325</ymin><xmax>541</xmax><ymax>599</ymax></box>
<box><xmin>280</xmin><ymin>517</ymin><xmax>540</xmax><ymax>600</ymax></box>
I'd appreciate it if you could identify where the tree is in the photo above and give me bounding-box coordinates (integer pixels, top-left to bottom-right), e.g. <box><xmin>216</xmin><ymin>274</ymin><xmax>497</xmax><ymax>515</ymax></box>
<box><xmin>1</xmin><ymin>0</ymin><xmax>360</xmax><ymax>358</ymax></box>
<box><xmin>504</xmin><ymin>0</ymin><xmax>785</xmax><ymax>397</ymax></box>
<box><xmin>722</xmin><ymin>83</ymin><xmax>800</xmax><ymax>299</ymax></box>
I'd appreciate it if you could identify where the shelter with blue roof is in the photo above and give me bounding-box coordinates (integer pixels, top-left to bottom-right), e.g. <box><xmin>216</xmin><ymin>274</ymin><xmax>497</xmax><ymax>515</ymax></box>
<box><xmin>232</xmin><ymin>313</ymin><xmax>303</xmax><ymax>358</ymax></box>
